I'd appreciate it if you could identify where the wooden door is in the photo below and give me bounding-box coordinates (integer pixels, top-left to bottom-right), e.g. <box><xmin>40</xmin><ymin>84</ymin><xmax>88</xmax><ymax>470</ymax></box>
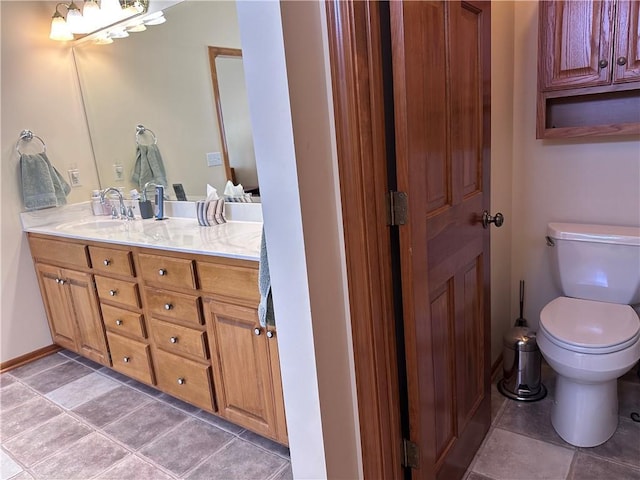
<box><xmin>391</xmin><ymin>2</ymin><xmax>492</xmax><ymax>478</ymax></box>
<box><xmin>539</xmin><ymin>0</ymin><xmax>614</xmax><ymax>90</ymax></box>
<box><xmin>614</xmin><ymin>0</ymin><xmax>640</xmax><ymax>83</ymax></box>
<box><xmin>204</xmin><ymin>298</ymin><xmax>278</xmax><ymax>440</ymax></box>
<box><xmin>65</xmin><ymin>268</ymin><xmax>110</xmax><ymax>366</ymax></box>
<box><xmin>35</xmin><ymin>263</ymin><xmax>77</xmax><ymax>352</ymax></box>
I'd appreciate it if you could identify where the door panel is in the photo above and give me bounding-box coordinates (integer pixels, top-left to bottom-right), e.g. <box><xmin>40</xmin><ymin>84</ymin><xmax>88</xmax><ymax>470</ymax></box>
<box><xmin>614</xmin><ymin>0</ymin><xmax>640</xmax><ymax>83</ymax></box>
<box><xmin>391</xmin><ymin>1</ymin><xmax>491</xmax><ymax>478</ymax></box>
<box><xmin>36</xmin><ymin>263</ymin><xmax>77</xmax><ymax>352</ymax></box>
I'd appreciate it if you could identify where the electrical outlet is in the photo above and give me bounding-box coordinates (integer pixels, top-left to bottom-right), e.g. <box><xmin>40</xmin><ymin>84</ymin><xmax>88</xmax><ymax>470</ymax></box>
<box><xmin>113</xmin><ymin>164</ymin><xmax>124</xmax><ymax>182</ymax></box>
<box><xmin>67</xmin><ymin>169</ymin><xmax>81</xmax><ymax>187</ymax></box>
<box><xmin>206</xmin><ymin>152</ymin><xmax>222</xmax><ymax>167</ymax></box>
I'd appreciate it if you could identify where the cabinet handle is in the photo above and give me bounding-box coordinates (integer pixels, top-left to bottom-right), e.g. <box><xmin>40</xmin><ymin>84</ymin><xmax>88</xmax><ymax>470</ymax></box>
<box><xmin>164</xmin><ymin>303</ymin><xmax>173</xmax><ymax>310</ymax></box>
<box><xmin>55</xmin><ymin>278</ymin><xmax>61</xmax><ymax>284</ymax></box>
<box><xmin>123</xmin><ymin>356</ymin><xmax>130</xmax><ymax>363</ymax></box>
<box><xmin>116</xmin><ymin>319</ymin><xmax>123</xmax><ymax>326</ymax></box>
<box><xmin>177</xmin><ymin>377</ymin><xmax>185</xmax><ymax>385</ymax></box>
<box><xmin>109</xmin><ymin>289</ymin><xmax>117</xmax><ymax>296</ymax></box>
<box><xmin>103</xmin><ymin>259</ymin><xmax>111</xmax><ymax>266</ymax></box>
<box><xmin>598</xmin><ymin>59</ymin><xmax>608</xmax><ymax>68</ymax></box>
<box><xmin>254</xmin><ymin>327</ymin><xmax>261</xmax><ymax>336</ymax></box>
<box><xmin>617</xmin><ymin>56</ymin><xmax>627</xmax><ymax>66</ymax></box>
<box><xmin>58</xmin><ymin>279</ymin><xmax>66</xmax><ymax>285</ymax></box>
<box><xmin>169</xmin><ymin>336</ymin><xmax>178</xmax><ymax>344</ymax></box>
<box><xmin>266</xmin><ymin>330</ymin><xmax>274</xmax><ymax>339</ymax></box>
<box><xmin>158</xmin><ymin>269</ymin><xmax>167</xmax><ymax>276</ymax></box>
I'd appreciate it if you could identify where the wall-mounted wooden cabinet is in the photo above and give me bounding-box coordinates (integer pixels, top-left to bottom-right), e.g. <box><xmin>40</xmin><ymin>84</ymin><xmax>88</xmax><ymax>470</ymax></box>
<box><xmin>537</xmin><ymin>0</ymin><xmax>640</xmax><ymax>138</ymax></box>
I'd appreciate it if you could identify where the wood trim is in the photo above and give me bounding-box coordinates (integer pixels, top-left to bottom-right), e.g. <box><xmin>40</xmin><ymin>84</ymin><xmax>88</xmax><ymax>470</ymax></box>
<box><xmin>326</xmin><ymin>2</ymin><xmax>403</xmax><ymax>479</ymax></box>
<box><xmin>0</xmin><ymin>344</ymin><xmax>62</xmax><ymax>373</ymax></box>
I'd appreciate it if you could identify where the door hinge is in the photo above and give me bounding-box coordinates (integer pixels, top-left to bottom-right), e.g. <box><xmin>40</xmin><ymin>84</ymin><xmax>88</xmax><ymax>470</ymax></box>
<box><xmin>402</xmin><ymin>438</ymin><xmax>420</xmax><ymax>469</ymax></box>
<box><xmin>387</xmin><ymin>191</ymin><xmax>408</xmax><ymax>226</ymax></box>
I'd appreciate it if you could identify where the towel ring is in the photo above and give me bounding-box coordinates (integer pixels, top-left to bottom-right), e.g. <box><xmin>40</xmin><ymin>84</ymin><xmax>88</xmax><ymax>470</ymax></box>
<box><xmin>16</xmin><ymin>130</ymin><xmax>46</xmax><ymax>155</ymax></box>
<box><xmin>135</xmin><ymin>124</ymin><xmax>158</xmax><ymax>145</ymax></box>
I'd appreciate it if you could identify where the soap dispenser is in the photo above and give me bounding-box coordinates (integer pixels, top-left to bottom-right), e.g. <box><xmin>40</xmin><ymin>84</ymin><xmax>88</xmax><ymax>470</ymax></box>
<box><xmin>155</xmin><ymin>185</ymin><xmax>165</xmax><ymax>220</ymax></box>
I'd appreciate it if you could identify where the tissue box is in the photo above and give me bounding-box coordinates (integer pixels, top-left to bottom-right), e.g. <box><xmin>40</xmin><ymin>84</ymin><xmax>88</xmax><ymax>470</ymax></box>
<box><xmin>196</xmin><ymin>198</ymin><xmax>226</xmax><ymax>226</ymax></box>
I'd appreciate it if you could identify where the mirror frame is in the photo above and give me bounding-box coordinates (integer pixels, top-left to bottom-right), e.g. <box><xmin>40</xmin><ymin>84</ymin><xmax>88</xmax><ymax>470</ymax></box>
<box><xmin>208</xmin><ymin>46</ymin><xmax>243</xmax><ymax>184</ymax></box>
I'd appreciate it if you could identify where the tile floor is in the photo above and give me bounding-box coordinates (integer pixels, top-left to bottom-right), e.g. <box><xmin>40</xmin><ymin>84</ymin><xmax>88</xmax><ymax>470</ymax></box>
<box><xmin>0</xmin><ymin>351</ymin><xmax>292</xmax><ymax>480</ymax></box>
<box><xmin>466</xmin><ymin>362</ymin><xmax>640</xmax><ymax>480</ymax></box>
<box><xmin>2</xmin><ymin>352</ymin><xmax>639</xmax><ymax>480</ymax></box>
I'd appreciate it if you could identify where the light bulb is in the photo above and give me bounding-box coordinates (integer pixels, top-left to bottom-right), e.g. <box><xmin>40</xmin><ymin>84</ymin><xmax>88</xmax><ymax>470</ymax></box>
<box><xmin>82</xmin><ymin>0</ymin><xmax>100</xmax><ymax>32</ymax></box>
<box><xmin>50</xmin><ymin>14</ymin><xmax>74</xmax><ymax>41</ymax></box>
<box><xmin>65</xmin><ymin>2</ymin><xmax>85</xmax><ymax>34</ymax></box>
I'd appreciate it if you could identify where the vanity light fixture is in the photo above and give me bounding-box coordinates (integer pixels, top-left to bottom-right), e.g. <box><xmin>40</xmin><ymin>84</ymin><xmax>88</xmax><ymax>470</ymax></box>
<box><xmin>49</xmin><ymin>0</ymin><xmax>155</xmax><ymax>43</ymax></box>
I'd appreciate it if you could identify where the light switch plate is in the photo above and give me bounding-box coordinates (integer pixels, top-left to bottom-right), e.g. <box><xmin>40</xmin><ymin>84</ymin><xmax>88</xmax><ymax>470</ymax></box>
<box><xmin>207</xmin><ymin>152</ymin><xmax>222</xmax><ymax>167</ymax></box>
<box><xmin>113</xmin><ymin>164</ymin><xmax>124</xmax><ymax>181</ymax></box>
<box><xmin>67</xmin><ymin>169</ymin><xmax>81</xmax><ymax>187</ymax></box>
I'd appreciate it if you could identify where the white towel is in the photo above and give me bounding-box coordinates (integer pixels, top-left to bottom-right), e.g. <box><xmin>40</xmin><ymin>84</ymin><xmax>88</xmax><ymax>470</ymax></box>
<box><xmin>20</xmin><ymin>152</ymin><xmax>70</xmax><ymax>210</ymax></box>
<box><xmin>258</xmin><ymin>228</ymin><xmax>275</xmax><ymax>327</ymax></box>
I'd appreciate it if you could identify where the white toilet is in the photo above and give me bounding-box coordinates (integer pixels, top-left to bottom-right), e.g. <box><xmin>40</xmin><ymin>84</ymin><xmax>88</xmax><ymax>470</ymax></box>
<box><xmin>538</xmin><ymin>222</ymin><xmax>640</xmax><ymax>448</ymax></box>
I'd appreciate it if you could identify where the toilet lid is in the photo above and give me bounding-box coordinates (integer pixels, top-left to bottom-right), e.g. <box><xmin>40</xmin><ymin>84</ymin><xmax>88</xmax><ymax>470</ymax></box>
<box><xmin>540</xmin><ymin>297</ymin><xmax>640</xmax><ymax>353</ymax></box>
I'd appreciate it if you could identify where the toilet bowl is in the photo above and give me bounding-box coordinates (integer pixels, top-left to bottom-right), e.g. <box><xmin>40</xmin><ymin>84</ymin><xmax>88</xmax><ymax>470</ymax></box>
<box><xmin>538</xmin><ymin>297</ymin><xmax>640</xmax><ymax>447</ymax></box>
<box><xmin>538</xmin><ymin>222</ymin><xmax>640</xmax><ymax>447</ymax></box>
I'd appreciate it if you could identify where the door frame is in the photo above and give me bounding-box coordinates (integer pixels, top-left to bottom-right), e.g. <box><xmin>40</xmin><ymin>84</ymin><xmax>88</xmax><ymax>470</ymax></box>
<box><xmin>326</xmin><ymin>2</ymin><xmax>404</xmax><ymax>478</ymax></box>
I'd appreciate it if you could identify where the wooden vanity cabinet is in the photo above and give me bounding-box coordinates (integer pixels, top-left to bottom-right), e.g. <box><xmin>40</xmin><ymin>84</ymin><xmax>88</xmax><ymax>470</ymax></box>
<box><xmin>537</xmin><ymin>0</ymin><xmax>640</xmax><ymax>137</ymax></box>
<box><xmin>200</xmin><ymin>257</ymin><xmax>287</xmax><ymax>444</ymax></box>
<box><xmin>29</xmin><ymin>236</ymin><xmax>110</xmax><ymax>366</ymax></box>
<box><xmin>28</xmin><ymin>233</ymin><xmax>287</xmax><ymax>445</ymax></box>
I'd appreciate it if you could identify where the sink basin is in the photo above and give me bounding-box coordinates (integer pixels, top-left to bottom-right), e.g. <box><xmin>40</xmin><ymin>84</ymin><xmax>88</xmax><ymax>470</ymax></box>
<box><xmin>56</xmin><ymin>218</ymin><xmax>127</xmax><ymax>232</ymax></box>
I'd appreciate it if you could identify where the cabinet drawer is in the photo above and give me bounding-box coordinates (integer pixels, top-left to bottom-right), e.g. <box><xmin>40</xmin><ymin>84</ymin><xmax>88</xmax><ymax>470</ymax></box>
<box><xmin>102</xmin><ymin>304</ymin><xmax>146</xmax><ymax>339</ymax></box>
<box><xmin>138</xmin><ymin>253</ymin><xmax>196</xmax><ymax>290</ymax></box>
<box><xmin>154</xmin><ymin>349</ymin><xmax>214</xmax><ymax>411</ymax></box>
<box><xmin>197</xmin><ymin>261</ymin><xmax>259</xmax><ymax>303</ymax></box>
<box><xmin>150</xmin><ymin>318</ymin><xmax>207</xmax><ymax>360</ymax></box>
<box><xmin>28</xmin><ymin>236</ymin><xmax>88</xmax><ymax>268</ymax></box>
<box><xmin>95</xmin><ymin>276</ymin><xmax>140</xmax><ymax>308</ymax></box>
<box><xmin>106</xmin><ymin>332</ymin><xmax>154</xmax><ymax>384</ymax></box>
<box><xmin>144</xmin><ymin>287</ymin><xmax>202</xmax><ymax>325</ymax></box>
<box><xmin>89</xmin><ymin>246</ymin><xmax>134</xmax><ymax>277</ymax></box>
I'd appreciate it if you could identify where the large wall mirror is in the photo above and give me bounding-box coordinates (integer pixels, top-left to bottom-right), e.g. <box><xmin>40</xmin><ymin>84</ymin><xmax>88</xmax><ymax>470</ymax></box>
<box><xmin>73</xmin><ymin>0</ymin><xmax>258</xmax><ymax>200</ymax></box>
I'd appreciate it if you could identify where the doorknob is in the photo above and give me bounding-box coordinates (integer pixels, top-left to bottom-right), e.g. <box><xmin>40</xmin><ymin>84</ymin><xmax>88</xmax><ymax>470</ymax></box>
<box><xmin>482</xmin><ymin>211</ymin><xmax>504</xmax><ymax>229</ymax></box>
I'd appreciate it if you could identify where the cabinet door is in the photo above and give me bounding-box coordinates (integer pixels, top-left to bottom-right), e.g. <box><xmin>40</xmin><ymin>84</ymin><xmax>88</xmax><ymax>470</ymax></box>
<box><xmin>613</xmin><ymin>0</ymin><xmax>640</xmax><ymax>83</ymax></box>
<box><xmin>540</xmin><ymin>0</ymin><xmax>615</xmax><ymax>90</ymax></box>
<box><xmin>35</xmin><ymin>263</ymin><xmax>77</xmax><ymax>352</ymax></box>
<box><xmin>64</xmin><ymin>269</ymin><xmax>110</xmax><ymax>366</ymax></box>
<box><xmin>205</xmin><ymin>299</ymin><xmax>277</xmax><ymax>440</ymax></box>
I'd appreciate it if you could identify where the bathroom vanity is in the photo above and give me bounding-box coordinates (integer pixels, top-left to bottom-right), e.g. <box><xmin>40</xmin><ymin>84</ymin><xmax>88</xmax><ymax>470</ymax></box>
<box><xmin>22</xmin><ymin>204</ymin><xmax>287</xmax><ymax>446</ymax></box>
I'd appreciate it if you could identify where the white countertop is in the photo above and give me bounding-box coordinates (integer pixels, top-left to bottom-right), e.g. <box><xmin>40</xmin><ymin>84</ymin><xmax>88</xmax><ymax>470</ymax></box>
<box><xmin>22</xmin><ymin>202</ymin><xmax>262</xmax><ymax>262</ymax></box>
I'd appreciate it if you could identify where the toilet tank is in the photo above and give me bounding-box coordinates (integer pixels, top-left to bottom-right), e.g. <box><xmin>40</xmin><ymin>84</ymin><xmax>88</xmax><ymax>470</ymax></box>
<box><xmin>547</xmin><ymin>223</ymin><xmax>640</xmax><ymax>305</ymax></box>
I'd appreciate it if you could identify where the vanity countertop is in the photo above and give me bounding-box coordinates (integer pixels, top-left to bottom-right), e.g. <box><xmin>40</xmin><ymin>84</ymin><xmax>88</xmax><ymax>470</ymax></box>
<box><xmin>21</xmin><ymin>202</ymin><xmax>262</xmax><ymax>261</ymax></box>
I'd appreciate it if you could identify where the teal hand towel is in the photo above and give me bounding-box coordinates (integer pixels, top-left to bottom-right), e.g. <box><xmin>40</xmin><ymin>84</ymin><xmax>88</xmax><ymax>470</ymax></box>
<box><xmin>131</xmin><ymin>144</ymin><xmax>168</xmax><ymax>190</ymax></box>
<box><xmin>258</xmin><ymin>228</ymin><xmax>275</xmax><ymax>328</ymax></box>
<box><xmin>20</xmin><ymin>152</ymin><xmax>71</xmax><ymax>211</ymax></box>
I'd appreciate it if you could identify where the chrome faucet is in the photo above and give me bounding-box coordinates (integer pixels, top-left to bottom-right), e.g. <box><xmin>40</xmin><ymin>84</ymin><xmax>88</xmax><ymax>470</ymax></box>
<box><xmin>100</xmin><ymin>187</ymin><xmax>133</xmax><ymax>220</ymax></box>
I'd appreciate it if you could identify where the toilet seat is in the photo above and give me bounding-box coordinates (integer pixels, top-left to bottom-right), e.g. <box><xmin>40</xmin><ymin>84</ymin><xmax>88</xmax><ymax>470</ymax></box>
<box><xmin>540</xmin><ymin>297</ymin><xmax>640</xmax><ymax>354</ymax></box>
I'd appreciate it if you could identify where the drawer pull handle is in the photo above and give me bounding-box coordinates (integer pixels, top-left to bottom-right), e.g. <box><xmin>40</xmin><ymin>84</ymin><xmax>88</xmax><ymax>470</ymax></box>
<box><xmin>123</xmin><ymin>356</ymin><xmax>131</xmax><ymax>363</ymax></box>
<box><xmin>58</xmin><ymin>279</ymin><xmax>66</xmax><ymax>285</ymax></box>
<box><xmin>103</xmin><ymin>259</ymin><xmax>111</xmax><ymax>266</ymax></box>
<box><xmin>170</xmin><ymin>336</ymin><xmax>178</xmax><ymax>344</ymax></box>
<box><xmin>158</xmin><ymin>269</ymin><xmax>167</xmax><ymax>276</ymax></box>
<box><xmin>254</xmin><ymin>328</ymin><xmax>261</xmax><ymax>336</ymax></box>
<box><xmin>164</xmin><ymin>303</ymin><xmax>173</xmax><ymax>311</ymax></box>
<box><xmin>177</xmin><ymin>377</ymin><xmax>185</xmax><ymax>385</ymax></box>
<box><xmin>266</xmin><ymin>331</ymin><xmax>274</xmax><ymax>339</ymax></box>
<box><xmin>109</xmin><ymin>289</ymin><xmax>117</xmax><ymax>296</ymax></box>
<box><xmin>116</xmin><ymin>319</ymin><xmax>123</xmax><ymax>326</ymax></box>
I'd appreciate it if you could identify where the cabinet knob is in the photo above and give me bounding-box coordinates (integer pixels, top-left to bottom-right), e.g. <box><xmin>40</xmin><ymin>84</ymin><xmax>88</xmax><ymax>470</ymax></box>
<box><xmin>617</xmin><ymin>56</ymin><xmax>627</xmax><ymax>66</ymax></box>
<box><xmin>164</xmin><ymin>303</ymin><xmax>173</xmax><ymax>310</ymax></box>
<box><xmin>116</xmin><ymin>319</ymin><xmax>123</xmax><ymax>326</ymax></box>
<box><xmin>254</xmin><ymin>327</ymin><xmax>261</xmax><ymax>336</ymax></box>
<box><xmin>58</xmin><ymin>279</ymin><xmax>66</xmax><ymax>285</ymax></box>
<box><xmin>103</xmin><ymin>259</ymin><xmax>111</xmax><ymax>266</ymax></box>
<box><xmin>158</xmin><ymin>269</ymin><xmax>167</xmax><ymax>276</ymax></box>
<box><xmin>266</xmin><ymin>331</ymin><xmax>274</xmax><ymax>339</ymax></box>
<box><xmin>169</xmin><ymin>336</ymin><xmax>178</xmax><ymax>344</ymax></box>
<box><xmin>109</xmin><ymin>289</ymin><xmax>117</xmax><ymax>296</ymax></box>
<box><xmin>55</xmin><ymin>278</ymin><xmax>61</xmax><ymax>284</ymax></box>
<box><xmin>177</xmin><ymin>377</ymin><xmax>185</xmax><ymax>385</ymax></box>
<box><xmin>598</xmin><ymin>59</ymin><xmax>608</xmax><ymax>69</ymax></box>
<box><xmin>123</xmin><ymin>356</ymin><xmax>130</xmax><ymax>363</ymax></box>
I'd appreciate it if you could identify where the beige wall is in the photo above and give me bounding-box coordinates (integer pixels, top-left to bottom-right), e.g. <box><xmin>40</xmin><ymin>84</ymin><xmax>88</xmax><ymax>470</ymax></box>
<box><xmin>1</xmin><ymin>1</ymin><xmax>98</xmax><ymax>363</ymax></box>
<box><xmin>490</xmin><ymin>1</ymin><xmax>516</xmax><ymax>364</ymax></box>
